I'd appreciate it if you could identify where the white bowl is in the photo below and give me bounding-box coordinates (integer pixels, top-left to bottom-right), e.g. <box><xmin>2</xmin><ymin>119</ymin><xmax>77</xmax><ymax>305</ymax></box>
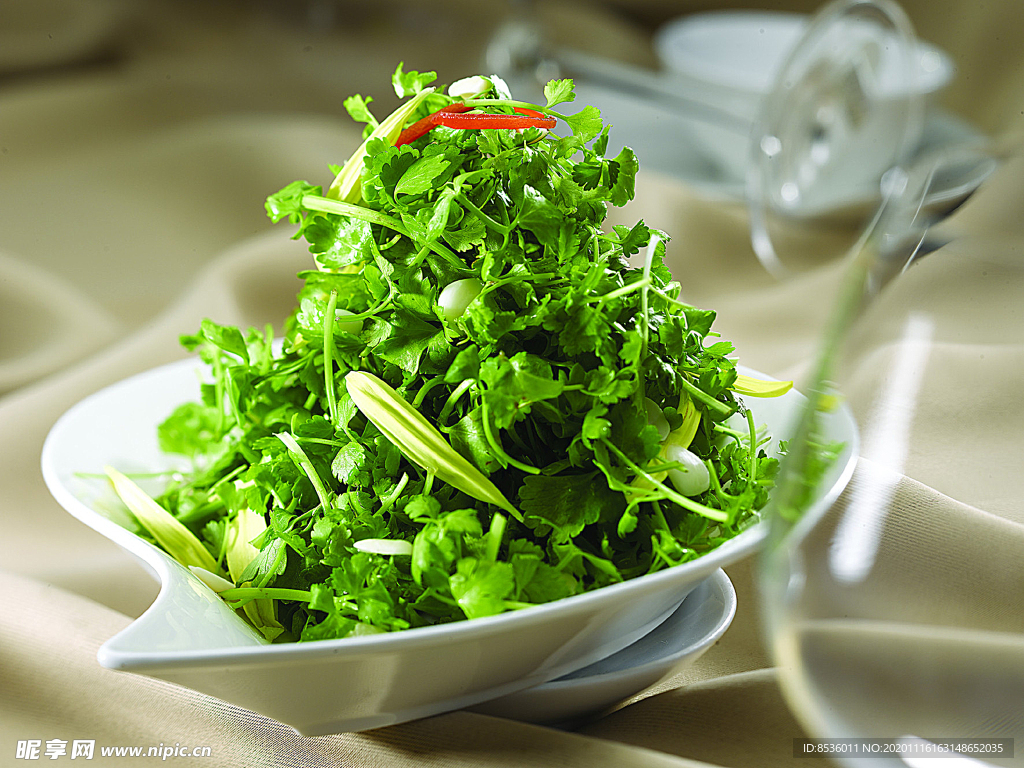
<box><xmin>469</xmin><ymin>568</ymin><xmax>736</xmax><ymax>725</ymax></box>
<box><xmin>41</xmin><ymin>357</ymin><xmax>857</xmax><ymax>735</ymax></box>
<box><xmin>653</xmin><ymin>11</ymin><xmax>954</xmax><ymax>188</ymax></box>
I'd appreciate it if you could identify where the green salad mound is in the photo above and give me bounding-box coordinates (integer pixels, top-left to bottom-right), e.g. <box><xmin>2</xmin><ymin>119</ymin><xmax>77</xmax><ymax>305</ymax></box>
<box><xmin>111</xmin><ymin>65</ymin><xmax>790</xmax><ymax>642</ymax></box>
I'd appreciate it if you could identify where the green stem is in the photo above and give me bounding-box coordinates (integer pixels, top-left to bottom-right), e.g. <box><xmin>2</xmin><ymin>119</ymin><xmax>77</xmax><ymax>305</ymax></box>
<box><xmin>461</xmin><ymin>98</ymin><xmax>570</xmax><ymax>124</ymax></box>
<box><xmin>377</xmin><ymin>473</ymin><xmax>409</xmax><ymax>515</ymax></box>
<box><xmin>341</xmin><ymin>295</ymin><xmax>394</xmax><ymax>324</ymax></box>
<box><xmin>704</xmin><ymin>458</ymin><xmax>735</xmax><ymax>503</ymax></box>
<box><xmin>602</xmin><ymin>440</ymin><xmax>728</xmax><ymax>523</ymax></box>
<box><xmin>649</xmin><ymin>498</ymin><xmax>674</xmax><ymax>536</ymax></box>
<box><xmin>207</xmin><ymin>465</ymin><xmax>245</xmax><ymax>496</ymax></box>
<box><xmin>712</xmin><ymin>423</ymin><xmax>747</xmax><ymax>442</ymax></box>
<box><xmin>439</xmin><ymin>378</ymin><xmax>475</xmax><ymax>425</ymax></box>
<box><xmin>639</xmin><ymin>235</ymin><xmax>657</xmax><ymax>400</ymax></box>
<box><xmin>301</xmin><ymin>194</ymin><xmax>464</xmax><ymax>269</ymax></box>
<box><xmin>486</xmin><ymin>513</ymin><xmax>506</xmax><ymax>563</ymax></box>
<box><xmin>502</xmin><ymin>600</ymin><xmax>537</xmax><ymax>611</ymax></box>
<box><xmin>277</xmin><ymin>433</ymin><xmax>333</xmax><ymax>512</ymax></box>
<box><xmin>409</xmin><ymin>244</ymin><xmax>432</xmax><ymax>269</ymax></box>
<box><xmin>455</xmin><ymin>191</ymin><xmax>510</xmax><ymax>235</ymax></box>
<box><xmin>219</xmin><ymin>587</ymin><xmax>313</xmax><ymax>603</ymax></box>
<box><xmin>423</xmin><ymin>588</ymin><xmax>460</xmax><ymax>608</ymax></box>
<box><xmin>324</xmin><ymin>289</ymin><xmax>340</xmax><ymax>425</ymax></box>
<box><xmin>649</xmin><ymin>284</ymin><xmax>698</xmax><ymax>312</ymax></box>
<box><xmin>587</xmin><ymin>276</ymin><xmax>652</xmax><ymax>304</ymax></box>
<box><xmin>678</xmin><ymin>377</ymin><xmax>734</xmax><ymax>420</ymax></box>
<box><xmin>481</xmin><ymin>400</ymin><xmax>541</xmax><ymax>475</ymax></box>
<box><xmin>294</xmin><ymin>436</ymin><xmax>349</xmax><ymax>448</ymax></box>
<box><xmin>303</xmin><ymin>194</ymin><xmax>407</xmax><ymax>230</ymax></box>
<box><xmin>412</xmin><ymin>376</ymin><xmax>446</xmax><ymax>409</ymax></box>
<box><xmin>254</xmin><ymin>543</ymin><xmax>287</xmax><ymax>588</ymax></box>
<box><xmin>476</xmin><ymin>272</ymin><xmax>563</xmax><ymax>304</ymax></box>
<box><xmin>745</xmin><ymin>409</ymin><xmax>759</xmax><ymax>489</ymax></box>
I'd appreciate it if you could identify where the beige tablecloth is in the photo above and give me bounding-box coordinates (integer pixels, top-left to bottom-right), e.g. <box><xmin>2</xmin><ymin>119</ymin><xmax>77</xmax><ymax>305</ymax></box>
<box><xmin>1</xmin><ymin>1</ymin><xmax>1022</xmax><ymax>766</ymax></box>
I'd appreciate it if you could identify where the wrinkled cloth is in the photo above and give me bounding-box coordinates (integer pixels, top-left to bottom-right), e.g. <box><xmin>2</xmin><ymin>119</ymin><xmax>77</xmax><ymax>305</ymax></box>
<box><xmin>1</xmin><ymin>1</ymin><xmax>1022</xmax><ymax>766</ymax></box>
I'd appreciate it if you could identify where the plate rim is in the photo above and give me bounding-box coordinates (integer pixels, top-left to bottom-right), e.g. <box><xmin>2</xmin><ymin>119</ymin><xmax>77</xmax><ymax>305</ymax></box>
<box><xmin>534</xmin><ymin>567</ymin><xmax>737</xmax><ymax>691</ymax></box>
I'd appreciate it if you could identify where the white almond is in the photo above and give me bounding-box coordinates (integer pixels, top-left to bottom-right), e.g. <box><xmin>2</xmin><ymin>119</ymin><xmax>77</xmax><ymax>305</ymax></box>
<box><xmin>448</xmin><ymin>76</ymin><xmax>491</xmax><ymax>100</ymax></box>
<box><xmin>665</xmin><ymin>444</ymin><xmax>711</xmax><ymax>497</ymax></box>
<box><xmin>353</xmin><ymin>538</ymin><xmax>414</xmax><ymax>556</ymax></box>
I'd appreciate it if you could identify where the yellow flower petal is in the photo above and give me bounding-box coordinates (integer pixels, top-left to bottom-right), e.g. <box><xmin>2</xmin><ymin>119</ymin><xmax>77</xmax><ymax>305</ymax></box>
<box><xmin>106</xmin><ymin>467</ymin><xmax>220</xmax><ymax>574</ymax></box>
<box><xmin>345</xmin><ymin>371</ymin><xmax>521</xmax><ymax>520</ymax></box>
<box><xmin>731</xmin><ymin>373</ymin><xmax>793</xmax><ymax>398</ymax></box>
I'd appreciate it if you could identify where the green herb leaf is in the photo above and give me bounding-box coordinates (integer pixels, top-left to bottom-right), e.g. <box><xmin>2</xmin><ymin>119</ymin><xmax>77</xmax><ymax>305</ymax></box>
<box><xmin>544</xmin><ymin>78</ymin><xmax>575</xmax><ymax>108</ymax></box>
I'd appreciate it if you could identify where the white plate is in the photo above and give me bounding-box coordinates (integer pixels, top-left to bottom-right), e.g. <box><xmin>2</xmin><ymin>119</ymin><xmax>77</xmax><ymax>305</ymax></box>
<box><xmin>469</xmin><ymin>568</ymin><xmax>736</xmax><ymax>725</ymax></box>
<box><xmin>41</xmin><ymin>357</ymin><xmax>856</xmax><ymax>735</ymax></box>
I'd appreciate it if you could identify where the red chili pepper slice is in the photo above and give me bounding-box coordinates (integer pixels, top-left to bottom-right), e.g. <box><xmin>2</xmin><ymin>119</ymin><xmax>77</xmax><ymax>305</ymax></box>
<box><xmin>394</xmin><ymin>104</ymin><xmax>555</xmax><ymax>147</ymax></box>
<box><xmin>394</xmin><ymin>103</ymin><xmax>473</xmax><ymax>147</ymax></box>
<box><xmin>435</xmin><ymin>108</ymin><xmax>556</xmax><ymax>131</ymax></box>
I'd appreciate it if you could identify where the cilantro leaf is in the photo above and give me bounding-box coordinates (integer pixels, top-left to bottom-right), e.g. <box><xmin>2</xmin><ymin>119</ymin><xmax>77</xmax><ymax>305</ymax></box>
<box><xmin>395</xmin><ymin>152</ymin><xmax>453</xmax><ymax>196</ymax></box>
<box><xmin>563</xmin><ymin>105</ymin><xmax>603</xmax><ymax>143</ymax></box>
<box><xmin>392</xmin><ymin>62</ymin><xmax>437</xmax><ymax>97</ymax></box>
<box><xmin>519</xmin><ymin>471</ymin><xmax>624</xmax><ymax>541</ymax></box>
<box><xmin>544</xmin><ymin>78</ymin><xmax>576</xmax><ymax>108</ymax></box>
<box><xmin>158</xmin><ymin>402</ymin><xmax>223</xmax><ymax>458</ymax></box>
<box><xmin>343</xmin><ymin>95</ymin><xmax>378</xmax><ymax>129</ymax></box>
<box><xmin>265</xmin><ymin>180</ymin><xmax>321</xmax><ymax>225</ymax></box>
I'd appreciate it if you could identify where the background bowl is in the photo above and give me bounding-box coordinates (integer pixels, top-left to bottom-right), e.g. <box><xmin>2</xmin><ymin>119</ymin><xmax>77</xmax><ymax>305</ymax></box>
<box><xmin>41</xmin><ymin>356</ymin><xmax>856</xmax><ymax>734</ymax></box>
<box><xmin>653</xmin><ymin>11</ymin><xmax>954</xmax><ymax>188</ymax></box>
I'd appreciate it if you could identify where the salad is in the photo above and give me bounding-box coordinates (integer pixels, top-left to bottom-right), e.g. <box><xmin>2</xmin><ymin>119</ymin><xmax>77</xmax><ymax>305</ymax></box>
<box><xmin>107</xmin><ymin>65</ymin><xmax>791</xmax><ymax>642</ymax></box>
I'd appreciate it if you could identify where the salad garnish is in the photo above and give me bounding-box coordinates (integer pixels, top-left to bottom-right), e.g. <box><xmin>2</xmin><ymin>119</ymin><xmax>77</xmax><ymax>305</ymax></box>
<box><xmin>107</xmin><ymin>63</ymin><xmax>790</xmax><ymax>642</ymax></box>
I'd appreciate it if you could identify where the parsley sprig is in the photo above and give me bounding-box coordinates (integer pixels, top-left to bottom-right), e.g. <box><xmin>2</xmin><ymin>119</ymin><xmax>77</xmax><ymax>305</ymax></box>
<box><xmin>122</xmin><ymin>65</ymin><xmax>782</xmax><ymax>642</ymax></box>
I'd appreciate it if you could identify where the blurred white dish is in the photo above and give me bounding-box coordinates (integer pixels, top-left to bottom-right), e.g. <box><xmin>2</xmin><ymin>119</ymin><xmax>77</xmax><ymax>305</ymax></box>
<box><xmin>469</xmin><ymin>568</ymin><xmax>736</xmax><ymax>725</ymax></box>
<box><xmin>654</xmin><ymin>11</ymin><xmax>951</xmax><ymax>102</ymax></box>
<box><xmin>651</xmin><ymin>11</ymin><xmax>954</xmax><ymax>194</ymax></box>
<box><xmin>41</xmin><ymin>356</ymin><xmax>855</xmax><ymax>735</ymax></box>
<box><xmin>579</xmin><ymin>69</ymin><xmax>980</xmax><ymax>215</ymax></box>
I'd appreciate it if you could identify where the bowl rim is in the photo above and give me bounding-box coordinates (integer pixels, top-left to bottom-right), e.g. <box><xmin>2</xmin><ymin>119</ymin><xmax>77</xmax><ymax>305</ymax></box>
<box><xmin>540</xmin><ymin>567</ymin><xmax>737</xmax><ymax>689</ymax></box>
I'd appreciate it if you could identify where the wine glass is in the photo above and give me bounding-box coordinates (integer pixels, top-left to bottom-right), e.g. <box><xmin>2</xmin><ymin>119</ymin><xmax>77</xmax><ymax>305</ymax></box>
<box><xmin>752</xmin><ymin>10</ymin><xmax>1021</xmax><ymax>763</ymax></box>
<box><xmin>758</xmin><ymin>146</ymin><xmax>1021</xmax><ymax>767</ymax></box>
<box><xmin>746</xmin><ymin>0</ymin><xmax>929</xmax><ymax>278</ymax></box>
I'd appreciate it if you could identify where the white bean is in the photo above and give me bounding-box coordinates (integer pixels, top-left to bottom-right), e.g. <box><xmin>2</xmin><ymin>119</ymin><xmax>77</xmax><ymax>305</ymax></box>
<box><xmin>644</xmin><ymin>397</ymin><xmax>670</xmax><ymax>441</ymax></box>
<box><xmin>448</xmin><ymin>76</ymin><xmax>491</xmax><ymax>100</ymax></box>
<box><xmin>353</xmin><ymin>538</ymin><xmax>413</xmax><ymax>556</ymax></box>
<box><xmin>664</xmin><ymin>444</ymin><xmax>711</xmax><ymax>497</ymax></box>
<box><xmin>335</xmin><ymin>308</ymin><xmax>363</xmax><ymax>335</ymax></box>
<box><xmin>438</xmin><ymin>278</ymin><xmax>484</xmax><ymax>321</ymax></box>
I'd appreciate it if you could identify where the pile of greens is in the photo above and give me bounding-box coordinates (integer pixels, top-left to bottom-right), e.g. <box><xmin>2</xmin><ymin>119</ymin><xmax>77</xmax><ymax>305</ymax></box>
<box><xmin>111</xmin><ymin>66</ymin><xmax>787</xmax><ymax>642</ymax></box>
